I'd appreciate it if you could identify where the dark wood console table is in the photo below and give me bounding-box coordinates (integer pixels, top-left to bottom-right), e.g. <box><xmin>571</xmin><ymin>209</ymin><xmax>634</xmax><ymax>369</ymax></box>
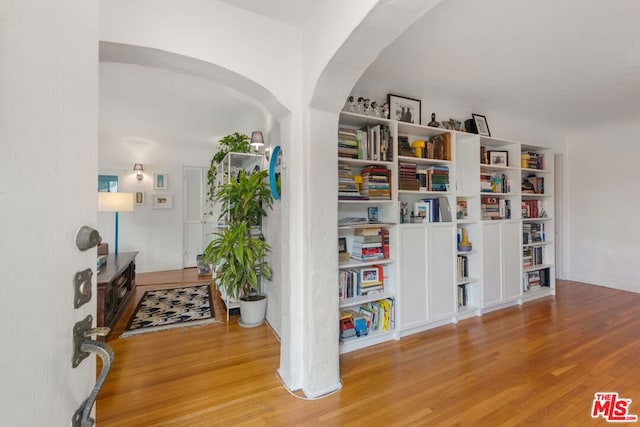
<box><xmin>97</xmin><ymin>252</ymin><xmax>137</xmax><ymax>339</ymax></box>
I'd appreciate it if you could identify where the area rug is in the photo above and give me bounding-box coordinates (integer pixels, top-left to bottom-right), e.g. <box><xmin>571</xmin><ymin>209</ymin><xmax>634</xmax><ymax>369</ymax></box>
<box><xmin>121</xmin><ymin>284</ymin><xmax>216</xmax><ymax>338</ymax></box>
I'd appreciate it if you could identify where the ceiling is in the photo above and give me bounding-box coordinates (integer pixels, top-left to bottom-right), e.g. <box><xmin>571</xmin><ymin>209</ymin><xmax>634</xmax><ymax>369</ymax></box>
<box><xmin>353</xmin><ymin>0</ymin><xmax>640</xmax><ymax>130</ymax></box>
<box><xmin>100</xmin><ymin>0</ymin><xmax>640</xmax><ymax>145</ymax></box>
<box><xmin>217</xmin><ymin>0</ymin><xmax>319</xmax><ymax>26</ymax></box>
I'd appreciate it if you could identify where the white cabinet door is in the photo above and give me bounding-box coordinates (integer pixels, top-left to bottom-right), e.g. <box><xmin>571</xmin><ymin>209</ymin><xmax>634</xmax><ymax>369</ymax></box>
<box><xmin>502</xmin><ymin>221</ymin><xmax>522</xmax><ymax>302</ymax></box>
<box><xmin>400</xmin><ymin>226</ymin><xmax>428</xmax><ymax>329</ymax></box>
<box><xmin>482</xmin><ymin>222</ymin><xmax>502</xmax><ymax>307</ymax></box>
<box><xmin>482</xmin><ymin>221</ymin><xmax>522</xmax><ymax>308</ymax></box>
<box><xmin>428</xmin><ymin>224</ymin><xmax>456</xmax><ymax>320</ymax></box>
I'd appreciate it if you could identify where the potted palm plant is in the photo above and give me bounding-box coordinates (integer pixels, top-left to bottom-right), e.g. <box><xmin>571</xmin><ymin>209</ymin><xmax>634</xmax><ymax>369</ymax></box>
<box><xmin>203</xmin><ymin>168</ymin><xmax>273</xmax><ymax>327</ymax></box>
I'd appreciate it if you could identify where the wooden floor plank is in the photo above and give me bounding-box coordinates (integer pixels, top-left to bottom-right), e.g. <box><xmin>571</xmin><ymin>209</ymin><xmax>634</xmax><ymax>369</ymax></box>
<box><xmin>96</xmin><ymin>274</ymin><xmax>640</xmax><ymax>425</ymax></box>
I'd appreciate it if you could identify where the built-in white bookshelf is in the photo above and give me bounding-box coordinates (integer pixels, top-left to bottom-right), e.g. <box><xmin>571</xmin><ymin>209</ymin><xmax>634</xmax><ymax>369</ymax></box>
<box><xmin>336</xmin><ymin>111</ymin><xmax>555</xmax><ymax>353</ymax></box>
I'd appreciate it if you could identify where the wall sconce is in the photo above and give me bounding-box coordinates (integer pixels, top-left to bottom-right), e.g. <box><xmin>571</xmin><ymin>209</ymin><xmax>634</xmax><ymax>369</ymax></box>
<box><xmin>250</xmin><ymin>131</ymin><xmax>265</xmax><ymax>152</ymax></box>
<box><xmin>133</xmin><ymin>163</ymin><xmax>144</xmax><ymax>181</ymax></box>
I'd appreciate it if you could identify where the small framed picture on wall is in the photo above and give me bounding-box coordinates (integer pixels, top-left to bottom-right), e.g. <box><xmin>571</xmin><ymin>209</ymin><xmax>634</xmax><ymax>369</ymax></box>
<box><xmin>154</xmin><ymin>173</ymin><xmax>168</xmax><ymax>190</ymax></box>
<box><xmin>135</xmin><ymin>191</ymin><xmax>144</xmax><ymax>205</ymax></box>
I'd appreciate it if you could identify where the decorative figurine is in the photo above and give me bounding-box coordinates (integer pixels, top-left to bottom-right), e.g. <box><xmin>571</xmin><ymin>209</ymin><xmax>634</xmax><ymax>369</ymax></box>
<box><xmin>428</xmin><ymin>112</ymin><xmax>440</xmax><ymax>128</ymax></box>
<box><xmin>382</xmin><ymin>103</ymin><xmax>390</xmax><ymax>119</ymax></box>
<box><xmin>400</xmin><ymin>201</ymin><xmax>408</xmax><ymax>224</ymax></box>
<box><xmin>344</xmin><ymin>95</ymin><xmax>355</xmax><ymax>112</ymax></box>
<box><xmin>357</xmin><ymin>97</ymin><xmax>365</xmax><ymax>114</ymax></box>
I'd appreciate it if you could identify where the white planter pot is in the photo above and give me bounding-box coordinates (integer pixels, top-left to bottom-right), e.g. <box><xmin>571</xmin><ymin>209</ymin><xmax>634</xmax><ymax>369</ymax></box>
<box><xmin>238</xmin><ymin>295</ymin><xmax>267</xmax><ymax>328</ymax></box>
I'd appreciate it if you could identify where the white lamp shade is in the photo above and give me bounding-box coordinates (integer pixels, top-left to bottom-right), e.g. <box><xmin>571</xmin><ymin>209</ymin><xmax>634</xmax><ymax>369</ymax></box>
<box><xmin>98</xmin><ymin>192</ymin><xmax>135</xmax><ymax>212</ymax></box>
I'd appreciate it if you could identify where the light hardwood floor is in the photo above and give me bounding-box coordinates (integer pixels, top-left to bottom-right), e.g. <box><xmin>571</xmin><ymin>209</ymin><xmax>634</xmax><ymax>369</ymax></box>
<box><xmin>97</xmin><ymin>271</ymin><xmax>640</xmax><ymax>426</ymax></box>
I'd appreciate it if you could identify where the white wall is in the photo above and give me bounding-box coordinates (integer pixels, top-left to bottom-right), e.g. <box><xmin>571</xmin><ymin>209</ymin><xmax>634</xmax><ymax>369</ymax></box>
<box><xmin>99</xmin><ymin>62</ymin><xmax>270</xmax><ymax>272</ymax></box>
<box><xmin>0</xmin><ymin>0</ymin><xmax>98</xmax><ymax>424</ymax></box>
<box><xmin>565</xmin><ymin>119</ymin><xmax>640</xmax><ymax>293</ymax></box>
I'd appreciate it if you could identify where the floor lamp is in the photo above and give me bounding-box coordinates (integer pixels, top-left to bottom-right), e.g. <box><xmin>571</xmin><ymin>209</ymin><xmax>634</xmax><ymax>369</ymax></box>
<box><xmin>98</xmin><ymin>192</ymin><xmax>134</xmax><ymax>255</ymax></box>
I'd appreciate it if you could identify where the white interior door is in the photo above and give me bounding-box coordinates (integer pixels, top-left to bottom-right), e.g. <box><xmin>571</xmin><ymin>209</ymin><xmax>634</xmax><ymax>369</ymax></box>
<box><xmin>183</xmin><ymin>166</ymin><xmax>214</xmax><ymax>267</ymax></box>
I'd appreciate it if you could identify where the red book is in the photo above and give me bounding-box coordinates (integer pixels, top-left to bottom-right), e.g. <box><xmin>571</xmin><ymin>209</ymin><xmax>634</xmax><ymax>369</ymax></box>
<box><xmin>381</xmin><ymin>229</ymin><xmax>390</xmax><ymax>259</ymax></box>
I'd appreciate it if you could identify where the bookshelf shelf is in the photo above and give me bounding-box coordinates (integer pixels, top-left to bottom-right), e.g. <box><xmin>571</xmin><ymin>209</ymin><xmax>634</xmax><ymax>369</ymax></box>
<box><xmin>397</xmin><ymin>155</ymin><xmax>452</xmax><ymax>166</ymax></box>
<box><xmin>339</xmin><ymin>291</ymin><xmax>395</xmax><ymax>309</ymax></box>
<box><xmin>339</xmin><ymin>330</ymin><xmax>396</xmax><ymax>354</ymax></box>
<box><xmin>457</xmin><ymin>277</ymin><xmax>477</xmax><ymax>285</ymax></box>
<box><xmin>339</xmin><ymin>258</ymin><xmax>393</xmax><ymax>269</ymax></box>
<box><xmin>398</xmin><ymin>190</ymin><xmax>451</xmax><ymax>195</ymax></box>
<box><xmin>337</xmin><ymin>110</ymin><xmax>555</xmax><ymax>354</ymax></box>
<box><xmin>523</xmin><ymin>263</ymin><xmax>553</xmax><ymax>273</ymax></box>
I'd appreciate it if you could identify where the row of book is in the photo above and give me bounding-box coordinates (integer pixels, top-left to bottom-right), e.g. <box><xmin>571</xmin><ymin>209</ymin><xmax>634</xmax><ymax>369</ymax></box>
<box><xmin>338</xmin><ymin>124</ymin><xmax>392</xmax><ymax>162</ymax></box>
<box><xmin>337</xmin><ymin>163</ymin><xmax>366</xmax><ymax>201</ymax></box>
<box><xmin>458</xmin><ymin>284</ymin><xmax>471</xmax><ymax>307</ymax></box>
<box><xmin>400</xmin><ymin>133</ymin><xmax>451</xmax><ymax>160</ymax></box>
<box><xmin>522</xmin><ymin>152</ymin><xmax>544</xmax><ymax>170</ymax></box>
<box><xmin>523</xmin><ymin>246</ymin><xmax>544</xmax><ymax>268</ymax></box>
<box><xmin>350</xmin><ymin>227</ymin><xmax>390</xmax><ymax>261</ymax></box>
<box><xmin>480</xmin><ymin>171</ymin><xmax>511</xmax><ymax>193</ymax></box>
<box><xmin>523</xmin><ymin>268</ymin><xmax>550</xmax><ymax>292</ymax></box>
<box><xmin>398</xmin><ymin>163</ymin><xmax>449</xmax><ymax>192</ymax></box>
<box><xmin>457</xmin><ymin>255</ymin><xmax>469</xmax><ymax>281</ymax></box>
<box><xmin>522</xmin><ymin>199</ymin><xmax>546</xmax><ymax>219</ymax></box>
<box><xmin>339</xmin><ymin>264</ymin><xmax>388</xmax><ymax>300</ymax></box>
<box><xmin>340</xmin><ymin>298</ymin><xmax>395</xmax><ymax>339</ymax></box>
<box><xmin>481</xmin><ymin>196</ymin><xmax>511</xmax><ymax>220</ymax></box>
<box><xmin>523</xmin><ymin>223</ymin><xmax>545</xmax><ymax>244</ymax></box>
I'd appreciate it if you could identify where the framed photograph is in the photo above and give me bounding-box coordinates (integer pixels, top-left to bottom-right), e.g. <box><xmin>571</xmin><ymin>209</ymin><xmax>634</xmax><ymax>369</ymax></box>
<box><xmin>472</xmin><ymin>113</ymin><xmax>491</xmax><ymax>136</ymax></box>
<box><xmin>360</xmin><ymin>267</ymin><xmax>380</xmax><ymax>284</ymax></box>
<box><xmin>388</xmin><ymin>94</ymin><xmax>421</xmax><ymax>124</ymax></box>
<box><xmin>338</xmin><ymin>237</ymin><xmax>347</xmax><ymax>253</ymax></box>
<box><xmin>135</xmin><ymin>191</ymin><xmax>144</xmax><ymax>205</ymax></box>
<box><xmin>152</xmin><ymin>193</ymin><xmax>173</xmax><ymax>209</ymax></box>
<box><xmin>367</xmin><ymin>206</ymin><xmax>379</xmax><ymax>222</ymax></box>
<box><xmin>414</xmin><ymin>201</ymin><xmax>431</xmax><ymax>221</ymax></box>
<box><xmin>153</xmin><ymin>173</ymin><xmax>168</xmax><ymax>190</ymax></box>
<box><xmin>488</xmin><ymin>150</ymin><xmax>509</xmax><ymax>166</ymax></box>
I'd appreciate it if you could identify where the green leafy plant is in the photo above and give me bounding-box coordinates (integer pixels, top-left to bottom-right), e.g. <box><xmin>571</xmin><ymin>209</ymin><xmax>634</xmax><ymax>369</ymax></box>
<box><xmin>203</xmin><ymin>169</ymin><xmax>273</xmax><ymax>300</ymax></box>
<box><xmin>207</xmin><ymin>132</ymin><xmax>251</xmax><ymax>204</ymax></box>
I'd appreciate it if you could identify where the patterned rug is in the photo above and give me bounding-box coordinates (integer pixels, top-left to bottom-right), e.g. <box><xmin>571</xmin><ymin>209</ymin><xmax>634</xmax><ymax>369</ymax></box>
<box><xmin>121</xmin><ymin>284</ymin><xmax>216</xmax><ymax>338</ymax></box>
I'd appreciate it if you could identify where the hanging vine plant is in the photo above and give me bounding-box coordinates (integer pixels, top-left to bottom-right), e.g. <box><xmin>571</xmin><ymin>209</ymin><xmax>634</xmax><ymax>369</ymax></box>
<box><xmin>206</xmin><ymin>132</ymin><xmax>251</xmax><ymax>205</ymax></box>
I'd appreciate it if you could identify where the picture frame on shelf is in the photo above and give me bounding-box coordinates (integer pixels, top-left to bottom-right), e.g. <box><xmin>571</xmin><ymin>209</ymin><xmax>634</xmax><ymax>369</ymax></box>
<box><xmin>472</xmin><ymin>113</ymin><xmax>491</xmax><ymax>136</ymax></box>
<box><xmin>388</xmin><ymin>94</ymin><xmax>421</xmax><ymax>124</ymax></box>
<box><xmin>367</xmin><ymin>207</ymin><xmax>379</xmax><ymax>222</ymax></box>
<box><xmin>360</xmin><ymin>267</ymin><xmax>380</xmax><ymax>284</ymax></box>
<box><xmin>414</xmin><ymin>201</ymin><xmax>430</xmax><ymax>221</ymax></box>
<box><xmin>338</xmin><ymin>237</ymin><xmax>347</xmax><ymax>253</ymax></box>
<box><xmin>488</xmin><ymin>150</ymin><xmax>509</xmax><ymax>166</ymax></box>
<box><xmin>151</xmin><ymin>193</ymin><xmax>173</xmax><ymax>209</ymax></box>
<box><xmin>135</xmin><ymin>191</ymin><xmax>144</xmax><ymax>205</ymax></box>
<box><xmin>153</xmin><ymin>172</ymin><xmax>168</xmax><ymax>190</ymax></box>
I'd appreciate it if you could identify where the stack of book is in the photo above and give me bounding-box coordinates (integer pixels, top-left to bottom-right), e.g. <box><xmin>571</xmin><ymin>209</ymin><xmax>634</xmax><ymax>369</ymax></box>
<box><xmin>521</xmin><ymin>152</ymin><xmax>544</xmax><ymax>170</ymax></box>
<box><xmin>399</xmin><ymin>162</ymin><xmax>419</xmax><ymax>191</ymax></box>
<box><xmin>523</xmin><ymin>175</ymin><xmax>544</xmax><ymax>194</ymax></box>
<box><xmin>481</xmin><ymin>196</ymin><xmax>510</xmax><ymax>219</ymax></box>
<box><xmin>523</xmin><ymin>223</ymin><xmax>545</xmax><ymax>244</ymax></box>
<box><xmin>427</xmin><ymin>166</ymin><xmax>449</xmax><ymax>191</ymax></box>
<box><xmin>350</xmin><ymin>227</ymin><xmax>388</xmax><ymax>261</ymax></box>
<box><xmin>360</xmin><ymin>165</ymin><xmax>391</xmax><ymax>200</ymax></box>
<box><xmin>523</xmin><ymin>269</ymin><xmax>549</xmax><ymax>292</ymax></box>
<box><xmin>338</xmin><ymin>163</ymin><xmax>366</xmax><ymax>200</ymax></box>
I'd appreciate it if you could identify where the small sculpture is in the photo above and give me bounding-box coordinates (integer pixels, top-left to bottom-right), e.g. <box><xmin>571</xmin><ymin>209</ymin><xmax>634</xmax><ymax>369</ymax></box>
<box><xmin>428</xmin><ymin>113</ymin><xmax>440</xmax><ymax>128</ymax></box>
<box><xmin>382</xmin><ymin>103</ymin><xmax>389</xmax><ymax>119</ymax></box>
<box><xmin>344</xmin><ymin>95</ymin><xmax>355</xmax><ymax>112</ymax></box>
